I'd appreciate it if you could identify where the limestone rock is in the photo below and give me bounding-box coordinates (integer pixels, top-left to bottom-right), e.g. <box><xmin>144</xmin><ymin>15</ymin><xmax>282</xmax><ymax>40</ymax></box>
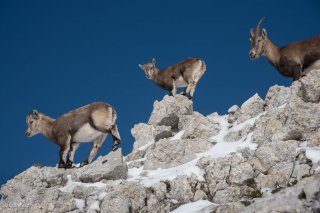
<box><xmin>78</xmin><ymin>149</ymin><xmax>128</xmax><ymax>183</ymax></box>
<box><xmin>238</xmin><ymin>93</ymin><xmax>265</xmax><ymax>123</ymax></box>
<box><xmin>148</xmin><ymin>95</ymin><xmax>193</xmax><ymax>130</ymax></box>
<box><xmin>181</xmin><ymin>112</ymin><xmax>220</xmax><ymax>139</ymax></box>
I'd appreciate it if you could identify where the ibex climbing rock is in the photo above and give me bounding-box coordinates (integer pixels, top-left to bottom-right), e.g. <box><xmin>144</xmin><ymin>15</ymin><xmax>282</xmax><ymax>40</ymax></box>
<box><xmin>139</xmin><ymin>58</ymin><xmax>206</xmax><ymax>99</ymax></box>
<box><xmin>249</xmin><ymin>18</ymin><xmax>320</xmax><ymax>81</ymax></box>
<box><xmin>25</xmin><ymin>102</ymin><xmax>121</xmax><ymax>168</ymax></box>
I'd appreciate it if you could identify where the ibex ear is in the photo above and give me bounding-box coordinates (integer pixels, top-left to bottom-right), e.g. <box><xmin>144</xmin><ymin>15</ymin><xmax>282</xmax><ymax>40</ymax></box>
<box><xmin>152</xmin><ymin>58</ymin><xmax>156</xmax><ymax>65</ymax></box>
<box><xmin>32</xmin><ymin>109</ymin><xmax>40</xmax><ymax>120</ymax></box>
<box><xmin>262</xmin><ymin>28</ymin><xmax>267</xmax><ymax>39</ymax></box>
<box><xmin>138</xmin><ymin>64</ymin><xmax>144</xmax><ymax>69</ymax></box>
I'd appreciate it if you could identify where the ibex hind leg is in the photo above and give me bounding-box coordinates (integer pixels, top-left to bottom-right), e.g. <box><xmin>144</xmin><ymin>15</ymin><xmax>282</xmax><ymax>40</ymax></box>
<box><xmin>81</xmin><ymin>134</ymin><xmax>107</xmax><ymax>167</ymax></box>
<box><xmin>185</xmin><ymin>81</ymin><xmax>197</xmax><ymax>99</ymax></box>
<box><xmin>111</xmin><ymin>125</ymin><xmax>121</xmax><ymax>151</ymax></box>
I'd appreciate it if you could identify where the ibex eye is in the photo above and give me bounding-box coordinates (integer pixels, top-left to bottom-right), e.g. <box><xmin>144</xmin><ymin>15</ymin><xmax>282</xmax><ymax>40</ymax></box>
<box><xmin>29</xmin><ymin>121</ymin><xmax>33</xmax><ymax>125</ymax></box>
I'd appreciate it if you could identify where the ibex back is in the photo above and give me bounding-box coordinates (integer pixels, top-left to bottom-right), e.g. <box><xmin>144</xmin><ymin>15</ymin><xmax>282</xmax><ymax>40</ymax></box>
<box><xmin>25</xmin><ymin>102</ymin><xmax>121</xmax><ymax>168</ymax></box>
<box><xmin>139</xmin><ymin>58</ymin><xmax>206</xmax><ymax>99</ymax></box>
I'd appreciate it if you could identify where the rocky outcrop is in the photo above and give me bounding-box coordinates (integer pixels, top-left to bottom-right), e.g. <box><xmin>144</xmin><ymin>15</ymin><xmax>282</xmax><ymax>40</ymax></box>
<box><xmin>0</xmin><ymin>149</ymin><xmax>127</xmax><ymax>213</ymax></box>
<box><xmin>1</xmin><ymin>70</ymin><xmax>320</xmax><ymax>213</ymax></box>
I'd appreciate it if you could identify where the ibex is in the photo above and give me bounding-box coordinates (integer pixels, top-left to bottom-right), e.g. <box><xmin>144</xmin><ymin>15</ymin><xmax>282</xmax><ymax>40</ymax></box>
<box><xmin>25</xmin><ymin>102</ymin><xmax>121</xmax><ymax>168</ymax></box>
<box><xmin>139</xmin><ymin>58</ymin><xmax>206</xmax><ymax>99</ymax></box>
<box><xmin>249</xmin><ymin>18</ymin><xmax>320</xmax><ymax>81</ymax></box>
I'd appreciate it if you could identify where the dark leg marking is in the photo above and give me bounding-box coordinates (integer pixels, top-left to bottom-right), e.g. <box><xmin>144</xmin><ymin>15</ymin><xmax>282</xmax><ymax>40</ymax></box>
<box><xmin>292</xmin><ymin>65</ymin><xmax>302</xmax><ymax>81</ymax></box>
<box><xmin>80</xmin><ymin>159</ymin><xmax>89</xmax><ymax>167</ymax></box>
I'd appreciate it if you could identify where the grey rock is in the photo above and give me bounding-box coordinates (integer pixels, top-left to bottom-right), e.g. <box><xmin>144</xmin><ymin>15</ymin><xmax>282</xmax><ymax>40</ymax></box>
<box><xmin>78</xmin><ymin>149</ymin><xmax>128</xmax><ymax>183</ymax></box>
<box><xmin>238</xmin><ymin>93</ymin><xmax>265</xmax><ymax>123</ymax></box>
<box><xmin>223</xmin><ymin>124</ymin><xmax>253</xmax><ymax>142</ymax></box>
<box><xmin>144</xmin><ymin>138</ymin><xmax>213</xmax><ymax>170</ymax></box>
<box><xmin>265</xmin><ymin>85</ymin><xmax>290</xmax><ymax>110</ymax></box>
<box><xmin>131</xmin><ymin>123</ymin><xmax>154</xmax><ymax>151</ymax></box>
<box><xmin>170</xmin><ymin>176</ymin><xmax>194</xmax><ymax>203</ymax></box>
<box><xmin>254</xmin><ymin>140</ymin><xmax>297</xmax><ymax>170</ymax></box>
<box><xmin>227</xmin><ymin>105</ymin><xmax>240</xmax><ymax>123</ymax></box>
<box><xmin>148</xmin><ymin>95</ymin><xmax>193</xmax><ymax>130</ymax></box>
<box><xmin>240</xmin><ymin>175</ymin><xmax>320</xmax><ymax>213</ymax></box>
<box><xmin>182</xmin><ymin>112</ymin><xmax>220</xmax><ymax>139</ymax></box>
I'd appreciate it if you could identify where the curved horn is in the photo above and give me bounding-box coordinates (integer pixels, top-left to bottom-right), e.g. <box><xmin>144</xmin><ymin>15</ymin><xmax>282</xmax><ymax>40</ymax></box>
<box><xmin>255</xmin><ymin>17</ymin><xmax>265</xmax><ymax>37</ymax></box>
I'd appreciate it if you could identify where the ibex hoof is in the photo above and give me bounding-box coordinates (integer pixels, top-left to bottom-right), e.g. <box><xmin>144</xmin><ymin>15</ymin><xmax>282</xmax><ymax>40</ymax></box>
<box><xmin>58</xmin><ymin>162</ymin><xmax>66</xmax><ymax>169</ymax></box>
<box><xmin>66</xmin><ymin>160</ymin><xmax>73</xmax><ymax>169</ymax></box>
<box><xmin>112</xmin><ymin>144</ymin><xmax>119</xmax><ymax>152</ymax></box>
<box><xmin>80</xmin><ymin>160</ymin><xmax>89</xmax><ymax>167</ymax></box>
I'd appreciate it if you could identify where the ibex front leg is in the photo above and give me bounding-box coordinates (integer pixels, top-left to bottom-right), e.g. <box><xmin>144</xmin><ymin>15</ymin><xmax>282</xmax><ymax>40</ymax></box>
<box><xmin>58</xmin><ymin>135</ymin><xmax>71</xmax><ymax>168</ymax></box>
<box><xmin>66</xmin><ymin>142</ymin><xmax>80</xmax><ymax>168</ymax></box>
<box><xmin>81</xmin><ymin>134</ymin><xmax>107</xmax><ymax>167</ymax></box>
<box><xmin>170</xmin><ymin>79</ymin><xmax>177</xmax><ymax>96</ymax></box>
<box><xmin>292</xmin><ymin>65</ymin><xmax>302</xmax><ymax>81</ymax></box>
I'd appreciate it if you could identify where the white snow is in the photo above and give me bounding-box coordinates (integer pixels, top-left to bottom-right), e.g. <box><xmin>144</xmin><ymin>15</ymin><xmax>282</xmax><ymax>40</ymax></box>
<box><xmin>59</xmin><ymin>175</ymin><xmax>106</xmax><ymax>193</ymax></box>
<box><xmin>138</xmin><ymin>140</ymin><xmax>155</xmax><ymax>151</ymax></box>
<box><xmin>98</xmin><ymin>192</ymin><xmax>107</xmax><ymax>200</ymax></box>
<box><xmin>170</xmin><ymin>130</ymin><xmax>185</xmax><ymax>141</ymax></box>
<box><xmin>74</xmin><ymin>198</ymin><xmax>85</xmax><ymax>211</ymax></box>
<box><xmin>199</xmin><ymin>133</ymin><xmax>256</xmax><ymax>158</ymax></box>
<box><xmin>197</xmin><ymin>114</ymin><xmax>261</xmax><ymax>158</ymax></box>
<box><xmin>305</xmin><ymin>147</ymin><xmax>320</xmax><ymax>163</ymax></box>
<box><xmin>127</xmin><ymin>113</ymin><xmax>262</xmax><ymax>187</ymax></box>
<box><xmin>170</xmin><ymin>200</ymin><xmax>217</xmax><ymax>213</ymax></box>
<box><xmin>127</xmin><ymin>157</ymin><xmax>204</xmax><ymax>187</ymax></box>
<box><xmin>88</xmin><ymin>201</ymin><xmax>100</xmax><ymax>211</ymax></box>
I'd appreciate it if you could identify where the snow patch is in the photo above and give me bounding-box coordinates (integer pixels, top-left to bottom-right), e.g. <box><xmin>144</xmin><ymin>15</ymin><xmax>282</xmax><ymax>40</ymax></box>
<box><xmin>170</xmin><ymin>200</ymin><xmax>217</xmax><ymax>213</ymax></box>
<box><xmin>138</xmin><ymin>141</ymin><xmax>155</xmax><ymax>151</ymax></box>
<box><xmin>305</xmin><ymin>147</ymin><xmax>320</xmax><ymax>163</ymax></box>
<box><xmin>128</xmin><ymin>158</ymin><xmax>204</xmax><ymax>187</ymax></box>
<box><xmin>74</xmin><ymin>199</ymin><xmax>85</xmax><ymax>211</ymax></box>
<box><xmin>88</xmin><ymin>201</ymin><xmax>100</xmax><ymax>211</ymax></box>
<box><xmin>98</xmin><ymin>192</ymin><xmax>107</xmax><ymax>201</ymax></box>
<box><xmin>171</xmin><ymin>130</ymin><xmax>185</xmax><ymax>141</ymax></box>
<box><xmin>60</xmin><ymin>175</ymin><xmax>106</xmax><ymax>193</ymax></box>
<box><xmin>127</xmin><ymin>113</ymin><xmax>262</xmax><ymax>187</ymax></box>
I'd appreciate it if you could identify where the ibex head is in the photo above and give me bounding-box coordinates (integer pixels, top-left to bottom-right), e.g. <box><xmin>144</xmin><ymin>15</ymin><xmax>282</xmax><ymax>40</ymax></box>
<box><xmin>25</xmin><ymin>109</ymin><xmax>42</xmax><ymax>137</ymax></box>
<box><xmin>249</xmin><ymin>18</ymin><xmax>268</xmax><ymax>60</ymax></box>
<box><xmin>139</xmin><ymin>58</ymin><xmax>157</xmax><ymax>79</ymax></box>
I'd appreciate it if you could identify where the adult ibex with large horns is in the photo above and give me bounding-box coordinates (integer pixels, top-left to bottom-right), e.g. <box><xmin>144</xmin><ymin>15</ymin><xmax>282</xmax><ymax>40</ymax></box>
<box><xmin>25</xmin><ymin>102</ymin><xmax>121</xmax><ymax>168</ymax></box>
<box><xmin>249</xmin><ymin>18</ymin><xmax>320</xmax><ymax>81</ymax></box>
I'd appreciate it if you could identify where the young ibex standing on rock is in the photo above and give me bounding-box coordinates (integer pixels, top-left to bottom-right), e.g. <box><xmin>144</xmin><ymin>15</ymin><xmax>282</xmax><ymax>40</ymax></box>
<box><xmin>249</xmin><ymin>18</ymin><xmax>320</xmax><ymax>81</ymax></box>
<box><xmin>25</xmin><ymin>102</ymin><xmax>121</xmax><ymax>168</ymax></box>
<box><xmin>139</xmin><ymin>58</ymin><xmax>206</xmax><ymax>99</ymax></box>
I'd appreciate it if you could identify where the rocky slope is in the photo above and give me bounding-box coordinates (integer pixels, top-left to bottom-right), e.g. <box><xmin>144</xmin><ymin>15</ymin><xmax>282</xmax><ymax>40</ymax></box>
<box><xmin>1</xmin><ymin>70</ymin><xmax>320</xmax><ymax>213</ymax></box>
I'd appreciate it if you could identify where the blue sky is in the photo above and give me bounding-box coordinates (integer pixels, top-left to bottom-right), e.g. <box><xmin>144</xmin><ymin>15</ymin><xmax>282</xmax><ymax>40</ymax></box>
<box><xmin>0</xmin><ymin>0</ymin><xmax>319</xmax><ymax>185</ymax></box>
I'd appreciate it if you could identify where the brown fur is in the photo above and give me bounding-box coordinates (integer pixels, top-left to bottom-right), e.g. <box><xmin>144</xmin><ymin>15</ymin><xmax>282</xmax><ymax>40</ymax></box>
<box><xmin>139</xmin><ymin>57</ymin><xmax>206</xmax><ymax>99</ymax></box>
<box><xmin>249</xmin><ymin>18</ymin><xmax>320</xmax><ymax>81</ymax></box>
<box><xmin>25</xmin><ymin>102</ymin><xmax>121</xmax><ymax>168</ymax></box>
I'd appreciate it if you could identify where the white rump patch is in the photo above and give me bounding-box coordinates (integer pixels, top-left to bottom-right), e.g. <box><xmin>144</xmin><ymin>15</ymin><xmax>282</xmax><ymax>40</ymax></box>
<box><xmin>73</xmin><ymin>123</ymin><xmax>103</xmax><ymax>142</ymax></box>
<box><xmin>193</xmin><ymin>61</ymin><xmax>203</xmax><ymax>82</ymax></box>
